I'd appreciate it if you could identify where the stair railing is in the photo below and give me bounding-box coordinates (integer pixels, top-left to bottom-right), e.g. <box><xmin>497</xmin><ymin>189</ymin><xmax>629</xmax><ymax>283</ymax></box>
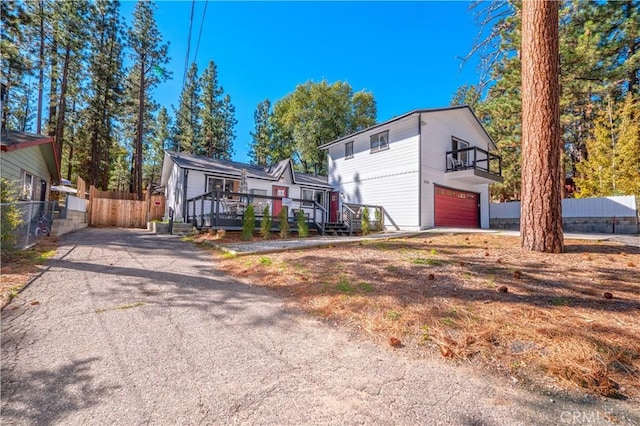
<box><xmin>342</xmin><ymin>204</ymin><xmax>358</xmax><ymax>236</ymax></box>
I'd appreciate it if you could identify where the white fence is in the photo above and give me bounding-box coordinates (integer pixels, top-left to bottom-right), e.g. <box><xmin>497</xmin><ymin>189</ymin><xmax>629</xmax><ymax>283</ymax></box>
<box><xmin>66</xmin><ymin>194</ymin><xmax>87</xmax><ymax>212</ymax></box>
<box><xmin>490</xmin><ymin>195</ymin><xmax>637</xmax><ymax>218</ymax></box>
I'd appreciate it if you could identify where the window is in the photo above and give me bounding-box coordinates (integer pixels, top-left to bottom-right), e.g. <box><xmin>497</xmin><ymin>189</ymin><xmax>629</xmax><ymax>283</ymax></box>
<box><xmin>206</xmin><ymin>177</ymin><xmax>240</xmax><ymax>197</ymax></box>
<box><xmin>452</xmin><ymin>137</ymin><xmax>470</xmax><ymax>164</ymax></box>
<box><xmin>302</xmin><ymin>189</ymin><xmax>324</xmax><ymax>207</ymax></box>
<box><xmin>345</xmin><ymin>141</ymin><xmax>354</xmax><ymax>159</ymax></box>
<box><xmin>22</xmin><ymin>172</ymin><xmax>34</xmax><ymax>200</ymax></box>
<box><xmin>370</xmin><ymin>131</ymin><xmax>389</xmax><ymax>153</ymax></box>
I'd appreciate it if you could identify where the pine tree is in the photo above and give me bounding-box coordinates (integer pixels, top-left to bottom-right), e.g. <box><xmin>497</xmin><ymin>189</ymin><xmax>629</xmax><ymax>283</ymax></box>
<box><xmin>249</xmin><ymin>99</ymin><xmax>272</xmax><ymax>166</ymax></box>
<box><xmin>218</xmin><ymin>94</ymin><xmax>237</xmax><ymax>160</ymax></box>
<box><xmin>145</xmin><ymin>107</ymin><xmax>171</xmax><ymax>186</ymax></box>
<box><xmin>126</xmin><ymin>0</ymin><xmax>170</xmax><ymax>199</ymax></box>
<box><xmin>199</xmin><ymin>60</ymin><xmax>224</xmax><ymax>158</ymax></box>
<box><xmin>76</xmin><ymin>0</ymin><xmax>125</xmax><ymax>188</ymax></box>
<box><xmin>520</xmin><ymin>0</ymin><xmax>563</xmax><ymax>253</ymax></box>
<box><xmin>51</xmin><ymin>0</ymin><xmax>91</xmax><ymax>165</ymax></box>
<box><xmin>174</xmin><ymin>63</ymin><xmax>201</xmax><ymax>154</ymax></box>
<box><xmin>1</xmin><ymin>1</ymin><xmax>33</xmax><ymax>131</ymax></box>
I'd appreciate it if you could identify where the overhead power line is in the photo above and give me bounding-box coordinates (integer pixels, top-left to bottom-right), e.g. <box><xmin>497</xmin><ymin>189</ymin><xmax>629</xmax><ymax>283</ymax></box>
<box><xmin>193</xmin><ymin>0</ymin><xmax>208</xmax><ymax>64</ymax></box>
<box><xmin>181</xmin><ymin>0</ymin><xmax>196</xmax><ymax>92</ymax></box>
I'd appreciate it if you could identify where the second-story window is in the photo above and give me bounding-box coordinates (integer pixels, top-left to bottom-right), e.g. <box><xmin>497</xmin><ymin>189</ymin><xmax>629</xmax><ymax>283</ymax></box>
<box><xmin>370</xmin><ymin>130</ymin><xmax>389</xmax><ymax>153</ymax></box>
<box><xmin>345</xmin><ymin>141</ymin><xmax>354</xmax><ymax>159</ymax></box>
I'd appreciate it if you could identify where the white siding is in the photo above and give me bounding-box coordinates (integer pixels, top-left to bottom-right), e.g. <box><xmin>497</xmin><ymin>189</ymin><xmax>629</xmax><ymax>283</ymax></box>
<box><xmin>328</xmin><ymin>115</ymin><xmax>421</xmax><ymax>229</ymax></box>
<box><xmin>419</xmin><ymin>109</ymin><xmax>493</xmax><ymax>229</ymax></box>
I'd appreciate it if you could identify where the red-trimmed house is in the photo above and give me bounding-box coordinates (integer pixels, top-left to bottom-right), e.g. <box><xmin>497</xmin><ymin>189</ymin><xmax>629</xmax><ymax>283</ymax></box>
<box><xmin>1</xmin><ymin>129</ymin><xmax>61</xmax><ymax>201</ymax></box>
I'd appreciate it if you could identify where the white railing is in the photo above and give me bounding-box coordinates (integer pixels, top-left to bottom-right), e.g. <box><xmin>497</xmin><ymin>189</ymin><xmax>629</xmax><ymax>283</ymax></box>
<box><xmin>66</xmin><ymin>195</ymin><xmax>87</xmax><ymax>212</ymax></box>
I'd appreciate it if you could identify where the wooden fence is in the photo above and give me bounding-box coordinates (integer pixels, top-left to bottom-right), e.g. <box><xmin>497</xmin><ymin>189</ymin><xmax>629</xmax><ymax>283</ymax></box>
<box><xmin>88</xmin><ymin>185</ymin><xmax>165</xmax><ymax>228</ymax></box>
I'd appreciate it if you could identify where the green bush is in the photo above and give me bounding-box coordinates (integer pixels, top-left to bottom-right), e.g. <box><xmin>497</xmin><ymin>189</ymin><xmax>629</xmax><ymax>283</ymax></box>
<box><xmin>278</xmin><ymin>206</ymin><xmax>289</xmax><ymax>239</ymax></box>
<box><xmin>260</xmin><ymin>205</ymin><xmax>272</xmax><ymax>240</ymax></box>
<box><xmin>297</xmin><ymin>209</ymin><xmax>308</xmax><ymax>238</ymax></box>
<box><xmin>241</xmin><ymin>203</ymin><xmax>255</xmax><ymax>241</ymax></box>
<box><xmin>374</xmin><ymin>208</ymin><xmax>383</xmax><ymax>231</ymax></box>
<box><xmin>1</xmin><ymin>178</ymin><xmax>23</xmax><ymax>253</ymax></box>
<box><xmin>361</xmin><ymin>206</ymin><xmax>371</xmax><ymax>236</ymax></box>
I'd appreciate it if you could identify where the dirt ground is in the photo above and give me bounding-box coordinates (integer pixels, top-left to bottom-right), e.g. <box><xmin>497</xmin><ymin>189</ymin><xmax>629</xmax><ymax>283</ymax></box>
<box><xmin>1</xmin><ymin>237</ymin><xmax>58</xmax><ymax>308</ymax></box>
<box><xmin>212</xmin><ymin>232</ymin><xmax>640</xmax><ymax>402</ymax></box>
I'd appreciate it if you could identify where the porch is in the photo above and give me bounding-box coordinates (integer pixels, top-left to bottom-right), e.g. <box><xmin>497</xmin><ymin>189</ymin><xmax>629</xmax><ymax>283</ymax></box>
<box><xmin>185</xmin><ymin>190</ymin><xmax>328</xmax><ymax>234</ymax></box>
<box><xmin>445</xmin><ymin>146</ymin><xmax>503</xmax><ymax>184</ymax></box>
<box><xmin>184</xmin><ymin>191</ymin><xmax>385</xmax><ymax>237</ymax></box>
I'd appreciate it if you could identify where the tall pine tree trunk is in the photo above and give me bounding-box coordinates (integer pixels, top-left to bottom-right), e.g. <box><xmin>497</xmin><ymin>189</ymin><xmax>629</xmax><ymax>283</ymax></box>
<box><xmin>47</xmin><ymin>37</ymin><xmax>58</xmax><ymax>137</ymax></box>
<box><xmin>625</xmin><ymin>1</ymin><xmax>638</xmax><ymax>94</ymax></box>
<box><xmin>54</xmin><ymin>46</ymin><xmax>71</xmax><ymax>164</ymax></box>
<box><xmin>520</xmin><ymin>0</ymin><xmax>564</xmax><ymax>253</ymax></box>
<box><xmin>36</xmin><ymin>0</ymin><xmax>45</xmax><ymax>134</ymax></box>
<box><xmin>134</xmin><ymin>58</ymin><xmax>145</xmax><ymax>199</ymax></box>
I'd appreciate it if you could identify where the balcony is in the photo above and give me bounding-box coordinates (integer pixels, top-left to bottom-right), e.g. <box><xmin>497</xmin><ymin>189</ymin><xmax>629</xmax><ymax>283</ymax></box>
<box><xmin>445</xmin><ymin>146</ymin><xmax>503</xmax><ymax>184</ymax></box>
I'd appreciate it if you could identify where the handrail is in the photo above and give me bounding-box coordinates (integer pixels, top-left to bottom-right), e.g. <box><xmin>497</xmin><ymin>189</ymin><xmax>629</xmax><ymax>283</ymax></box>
<box><xmin>445</xmin><ymin>146</ymin><xmax>502</xmax><ymax>176</ymax></box>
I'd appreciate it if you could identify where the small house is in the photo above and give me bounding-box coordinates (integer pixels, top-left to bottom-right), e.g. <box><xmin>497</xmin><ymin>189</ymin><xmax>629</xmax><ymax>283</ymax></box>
<box><xmin>160</xmin><ymin>151</ymin><xmax>334</xmax><ymax>228</ymax></box>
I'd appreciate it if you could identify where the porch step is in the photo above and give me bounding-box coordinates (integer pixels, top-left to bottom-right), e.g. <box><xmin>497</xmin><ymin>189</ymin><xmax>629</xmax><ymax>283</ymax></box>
<box><xmin>323</xmin><ymin>222</ymin><xmax>352</xmax><ymax>236</ymax></box>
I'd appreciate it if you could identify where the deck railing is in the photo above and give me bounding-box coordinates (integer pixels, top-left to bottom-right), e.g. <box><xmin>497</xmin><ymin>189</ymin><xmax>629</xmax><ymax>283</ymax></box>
<box><xmin>445</xmin><ymin>146</ymin><xmax>502</xmax><ymax>177</ymax></box>
<box><xmin>186</xmin><ymin>190</ymin><xmax>328</xmax><ymax>234</ymax></box>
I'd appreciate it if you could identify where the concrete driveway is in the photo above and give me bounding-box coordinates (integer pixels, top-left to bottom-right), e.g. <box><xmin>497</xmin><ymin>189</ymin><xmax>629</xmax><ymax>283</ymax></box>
<box><xmin>2</xmin><ymin>228</ymin><xmax>638</xmax><ymax>425</ymax></box>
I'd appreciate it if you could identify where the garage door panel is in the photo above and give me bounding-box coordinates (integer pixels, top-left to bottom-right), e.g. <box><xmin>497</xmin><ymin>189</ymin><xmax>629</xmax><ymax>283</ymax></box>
<box><xmin>434</xmin><ymin>185</ymin><xmax>479</xmax><ymax>228</ymax></box>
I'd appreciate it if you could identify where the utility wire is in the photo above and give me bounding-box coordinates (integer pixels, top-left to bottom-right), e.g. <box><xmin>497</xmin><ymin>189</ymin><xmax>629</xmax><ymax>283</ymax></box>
<box><xmin>193</xmin><ymin>0</ymin><xmax>208</xmax><ymax>64</ymax></box>
<box><xmin>181</xmin><ymin>0</ymin><xmax>196</xmax><ymax>92</ymax></box>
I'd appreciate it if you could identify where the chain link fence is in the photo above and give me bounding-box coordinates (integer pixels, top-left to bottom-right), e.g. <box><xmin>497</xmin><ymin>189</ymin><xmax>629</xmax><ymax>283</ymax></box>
<box><xmin>1</xmin><ymin>201</ymin><xmax>57</xmax><ymax>251</ymax></box>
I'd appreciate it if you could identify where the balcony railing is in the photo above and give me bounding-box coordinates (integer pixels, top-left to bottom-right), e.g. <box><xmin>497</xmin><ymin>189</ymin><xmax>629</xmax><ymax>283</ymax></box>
<box><xmin>445</xmin><ymin>146</ymin><xmax>502</xmax><ymax>178</ymax></box>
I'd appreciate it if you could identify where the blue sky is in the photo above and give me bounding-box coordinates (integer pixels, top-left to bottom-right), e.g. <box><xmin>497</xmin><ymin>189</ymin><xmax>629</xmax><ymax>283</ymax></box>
<box><xmin>120</xmin><ymin>1</ymin><xmax>483</xmax><ymax>164</ymax></box>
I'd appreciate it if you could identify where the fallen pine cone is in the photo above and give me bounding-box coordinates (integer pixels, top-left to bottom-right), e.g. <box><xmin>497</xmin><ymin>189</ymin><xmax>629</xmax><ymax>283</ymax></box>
<box><xmin>498</xmin><ymin>286</ymin><xmax>508</xmax><ymax>293</ymax></box>
<box><xmin>389</xmin><ymin>337</ymin><xmax>402</xmax><ymax>347</ymax></box>
<box><xmin>484</xmin><ymin>252</ymin><xmax>490</xmax><ymax>257</ymax></box>
<box><xmin>459</xmin><ymin>261</ymin><xmax>465</xmax><ymax>267</ymax></box>
<box><xmin>496</xmin><ymin>258</ymin><xmax>503</xmax><ymax>264</ymax></box>
<box><xmin>603</xmin><ymin>292</ymin><xmax>613</xmax><ymax>299</ymax></box>
<box><xmin>428</xmin><ymin>273</ymin><xmax>435</xmax><ymax>280</ymax></box>
<box><xmin>513</xmin><ymin>271</ymin><xmax>522</xmax><ymax>279</ymax></box>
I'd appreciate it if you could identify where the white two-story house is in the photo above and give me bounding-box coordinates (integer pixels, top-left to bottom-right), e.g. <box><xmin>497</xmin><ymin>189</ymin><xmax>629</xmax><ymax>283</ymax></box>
<box><xmin>320</xmin><ymin>105</ymin><xmax>502</xmax><ymax>230</ymax></box>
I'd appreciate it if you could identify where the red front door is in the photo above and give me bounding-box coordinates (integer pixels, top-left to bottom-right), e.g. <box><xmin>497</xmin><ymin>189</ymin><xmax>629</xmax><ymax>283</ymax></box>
<box><xmin>330</xmin><ymin>191</ymin><xmax>340</xmax><ymax>222</ymax></box>
<box><xmin>272</xmin><ymin>186</ymin><xmax>288</xmax><ymax>217</ymax></box>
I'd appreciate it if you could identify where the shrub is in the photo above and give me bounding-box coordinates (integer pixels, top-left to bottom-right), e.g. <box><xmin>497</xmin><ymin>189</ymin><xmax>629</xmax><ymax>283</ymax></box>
<box><xmin>260</xmin><ymin>205</ymin><xmax>272</xmax><ymax>240</ymax></box>
<box><xmin>361</xmin><ymin>206</ymin><xmax>371</xmax><ymax>236</ymax></box>
<box><xmin>1</xmin><ymin>178</ymin><xmax>23</xmax><ymax>253</ymax></box>
<box><xmin>278</xmin><ymin>206</ymin><xmax>289</xmax><ymax>239</ymax></box>
<box><xmin>374</xmin><ymin>208</ymin><xmax>383</xmax><ymax>231</ymax></box>
<box><xmin>241</xmin><ymin>203</ymin><xmax>255</xmax><ymax>241</ymax></box>
<box><xmin>297</xmin><ymin>209</ymin><xmax>308</xmax><ymax>238</ymax></box>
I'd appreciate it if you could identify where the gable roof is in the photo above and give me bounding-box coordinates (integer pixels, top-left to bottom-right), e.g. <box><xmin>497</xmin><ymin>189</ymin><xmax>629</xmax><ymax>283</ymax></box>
<box><xmin>1</xmin><ymin>129</ymin><xmax>61</xmax><ymax>182</ymax></box>
<box><xmin>164</xmin><ymin>151</ymin><xmax>332</xmax><ymax>189</ymax></box>
<box><xmin>318</xmin><ymin>105</ymin><xmax>496</xmax><ymax>150</ymax></box>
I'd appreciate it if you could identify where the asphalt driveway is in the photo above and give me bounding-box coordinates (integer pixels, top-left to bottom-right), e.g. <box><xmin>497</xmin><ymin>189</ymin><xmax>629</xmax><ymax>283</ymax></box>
<box><xmin>1</xmin><ymin>228</ymin><xmax>638</xmax><ymax>425</ymax></box>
